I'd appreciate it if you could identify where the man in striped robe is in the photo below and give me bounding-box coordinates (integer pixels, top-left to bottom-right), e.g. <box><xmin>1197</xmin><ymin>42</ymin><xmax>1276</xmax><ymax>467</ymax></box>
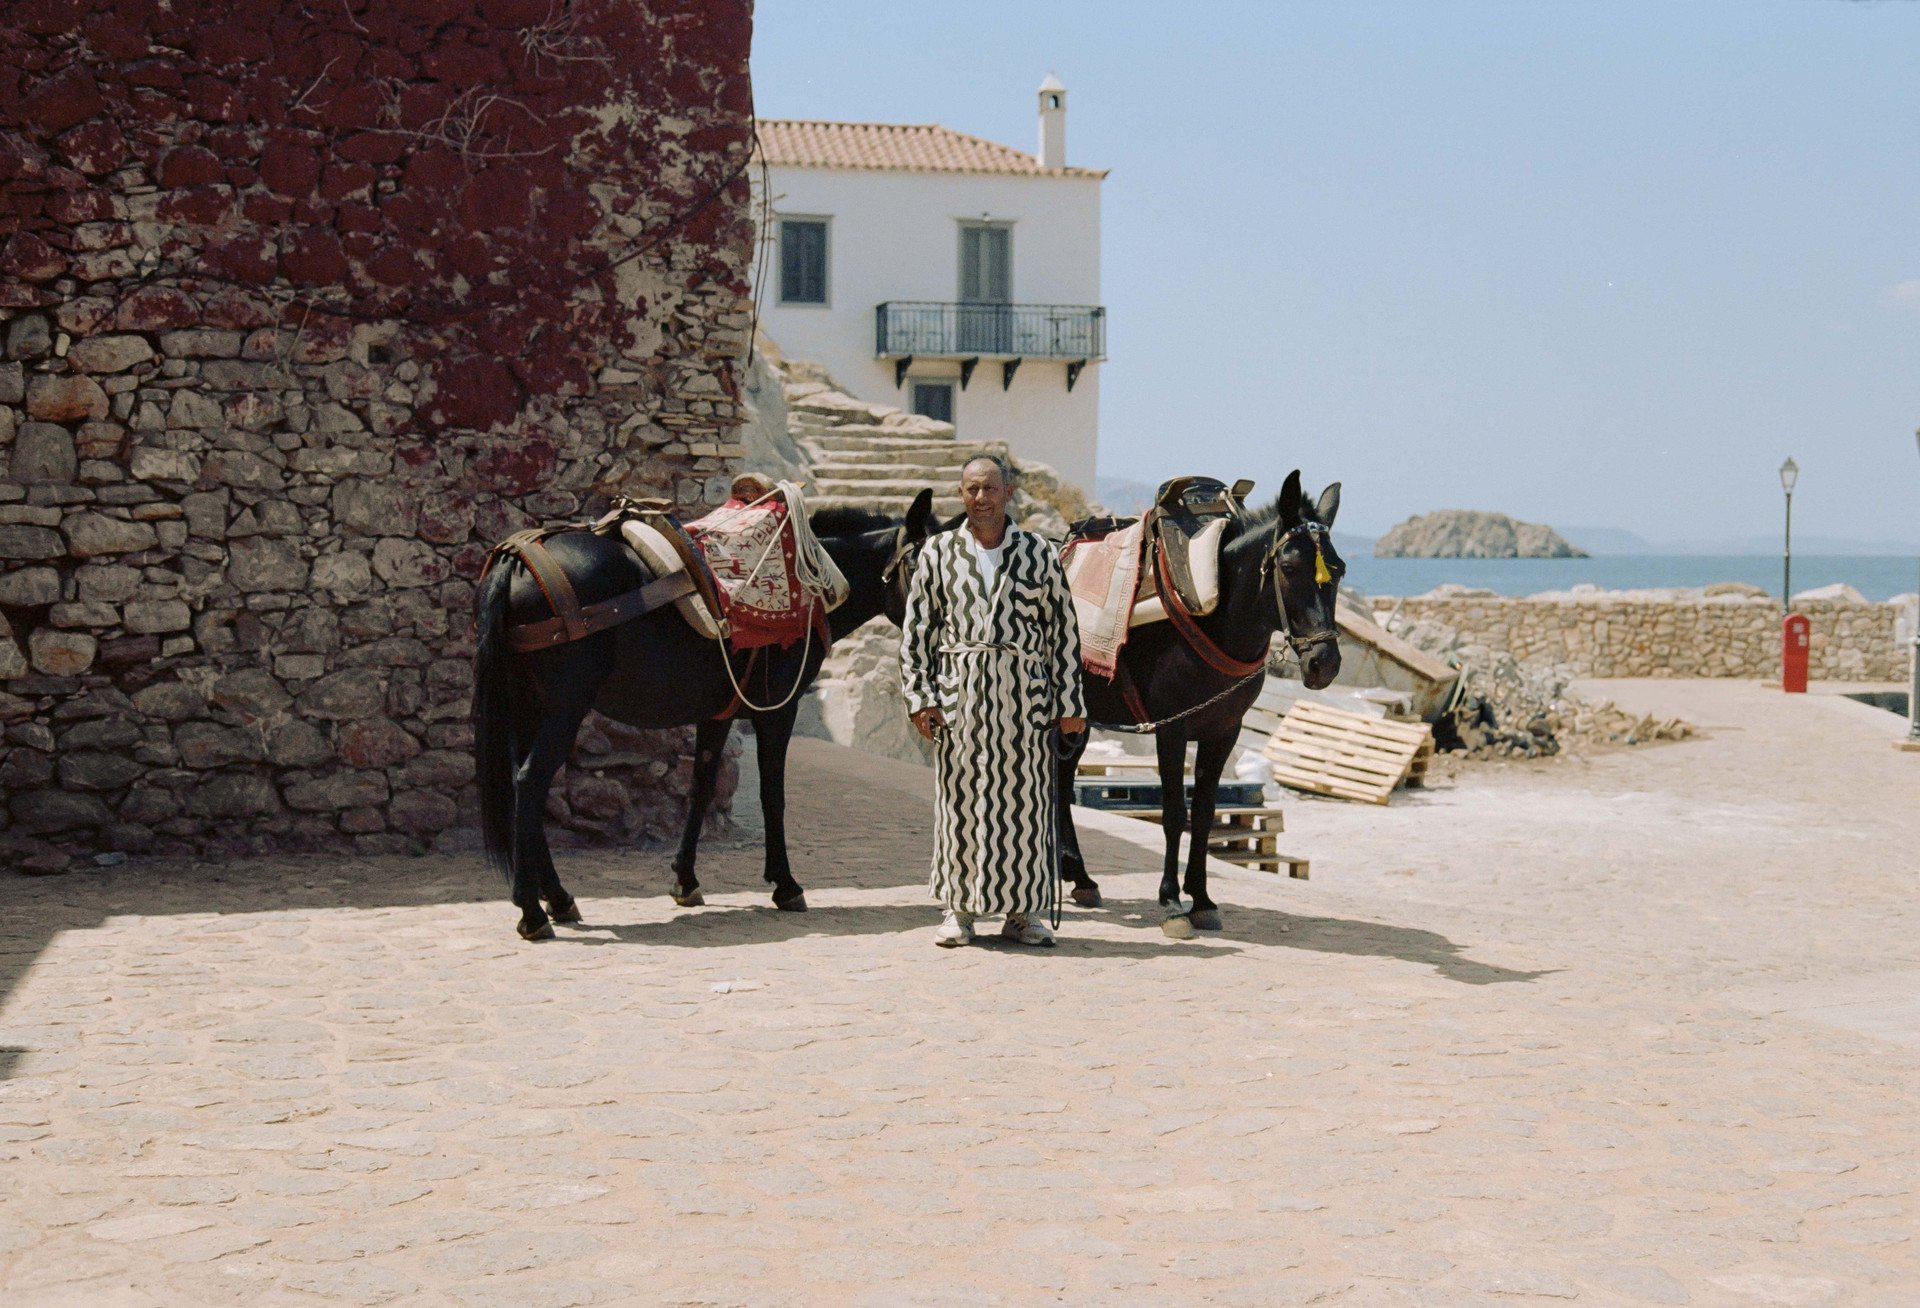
<box><xmin>900</xmin><ymin>455</ymin><xmax>1086</xmax><ymax>948</ymax></box>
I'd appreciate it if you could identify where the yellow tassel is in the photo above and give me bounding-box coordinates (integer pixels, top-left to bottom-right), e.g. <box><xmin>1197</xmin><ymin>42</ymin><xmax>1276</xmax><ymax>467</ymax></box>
<box><xmin>1314</xmin><ymin>546</ymin><xmax>1331</xmax><ymax>586</ymax></box>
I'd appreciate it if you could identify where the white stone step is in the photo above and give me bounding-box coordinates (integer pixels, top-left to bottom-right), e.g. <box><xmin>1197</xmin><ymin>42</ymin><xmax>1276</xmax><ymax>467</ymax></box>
<box><xmin>812</xmin><ymin>477</ymin><xmax>954</xmax><ymax>500</ymax></box>
<box><xmin>813</xmin><ymin>493</ymin><xmax>964</xmax><ymax>517</ymax></box>
<box><xmin>810</xmin><ymin>462</ymin><xmax>965</xmax><ymax>483</ymax></box>
<box><xmin>808</xmin><ymin>445</ymin><xmax>978</xmax><ymax>468</ymax></box>
<box><xmin>787</xmin><ymin>395</ymin><xmax>901</xmax><ymax>424</ymax></box>
<box><xmin>790</xmin><ymin>421</ymin><xmax>957</xmax><ymax>442</ymax></box>
<box><xmin>802</xmin><ymin>434</ymin><xmax>969</xmax><ymax>456</ymax></box>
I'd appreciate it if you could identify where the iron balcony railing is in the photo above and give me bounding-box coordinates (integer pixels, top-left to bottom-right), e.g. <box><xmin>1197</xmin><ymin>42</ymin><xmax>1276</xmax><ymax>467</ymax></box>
<box><xmin>875</xmin><ymin>301</ymin><xmax>1107</xmax><ymax>361</ymax></box>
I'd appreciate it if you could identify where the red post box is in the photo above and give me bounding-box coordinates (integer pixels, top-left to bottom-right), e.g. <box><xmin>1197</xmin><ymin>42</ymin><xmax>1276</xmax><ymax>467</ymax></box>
<box><xmin>1781</xmin><ymin>612</ymin><xmax>1810</xmax><ymax>693</ymax></box>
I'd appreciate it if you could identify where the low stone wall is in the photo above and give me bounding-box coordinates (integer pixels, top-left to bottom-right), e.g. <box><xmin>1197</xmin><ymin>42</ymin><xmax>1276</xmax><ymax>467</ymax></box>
<box><xmin>1377</xmin><ymin>593</ymin><xmax>1906</xmax><ymax>681</ymax></box>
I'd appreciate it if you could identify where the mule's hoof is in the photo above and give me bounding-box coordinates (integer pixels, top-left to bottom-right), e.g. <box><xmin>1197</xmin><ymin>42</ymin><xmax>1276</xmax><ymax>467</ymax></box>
<box><xmin>548</xmin><ymin>898</ymin><xmax>583</xmax><ymax>925</ymax></box>
<box><xmin>1070</xmin><ymin>884</ymin><xmax>1103</xmax><ymax>909</ymax></box>
<box><xmin>671</xmin><ymin>889</ymin><xmax>705</xmax><ymax>908</ymax></box>
<box><xmin>774</xmin><ymin>891</ymin><xmax>808</xmax><ymax>913</ymax></box>
<box><xmin>517</xmin><ymin>918</ymin><xmax>555</xmax><ymax>942</ymax></box>
<box><xmin>1161</xmin><ymin>914</ymin><xmax>1196</xmax><ymax>940</ymax></box>
<box><xmin>1189</xmin><ymin>908</ymin><xmax>1223</xmax><ymax>932</ymax></box>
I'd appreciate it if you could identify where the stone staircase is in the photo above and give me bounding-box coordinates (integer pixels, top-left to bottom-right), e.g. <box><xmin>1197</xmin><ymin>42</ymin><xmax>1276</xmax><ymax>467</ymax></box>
<box><xmin>759</xmin><ymin>350</ymin><xmax>1092</xmax><ymax>763</ymax></box>
<box><xmin>786</xmin><ymin>383</ymin><xmax>1000</xmax><ymax>521</ymax></box>
<box><xmin>744</xmin><ymin>346</ymin><xmax>1086</xmax><ymax>536</ymax></box>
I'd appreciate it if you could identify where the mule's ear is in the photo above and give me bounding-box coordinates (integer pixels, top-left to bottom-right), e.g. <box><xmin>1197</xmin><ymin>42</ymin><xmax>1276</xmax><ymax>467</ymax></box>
<box><xmin>1277</xmin><ymin>470</ymin><xmax>1303</xmax><ymax>527</ymax></box>
<box><xmin>1314</xmin><ymin>481</ymin><xmax>1341</xmax><ymax>528</ymax></box>
<box><xmin>905</xmin><ymin>488</ymin><xmax>934</xmax><ymax>539</ymax></box>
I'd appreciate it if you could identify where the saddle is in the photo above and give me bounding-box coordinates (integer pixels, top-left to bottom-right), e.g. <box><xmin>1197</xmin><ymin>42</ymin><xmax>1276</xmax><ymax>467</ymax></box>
<box><xmin>1144</xmin><ymin>475</ymin><xmax>1252</xmax><ymax>619</ymax></box>
<box><xmin>488</xmin><ymin>476</ymin><xmax>846</xmax><ymax>656</ymax></box>
<box><xmin>677</xmin><ymin>477</ymin><xmax>849</xmax><ymax>651</ymax></box>
<box><xmin>594</xmin><ymin>498</ymin><xmax>732</xmax><ymax>642</ymax></box>
<box><xmin>485</xmin><ymin>501</ymin><xmax>724</xmax><ymax>655</ymax></box>
<box><xmin>1061</xmin><ymin>475</ymin><xmax>1251</xmax><ymax>679</ymax></box>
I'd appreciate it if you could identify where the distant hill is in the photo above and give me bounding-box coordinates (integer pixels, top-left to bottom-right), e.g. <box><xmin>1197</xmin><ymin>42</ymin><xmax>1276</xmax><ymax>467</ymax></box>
<box><xmin>1560</xmin><ymin>525</ymin><xmax>1657</xmax><ymax>555</ymax></box>
<box><xmin>1664</xmin><ymin>532</ymin><xmax>1920</xmax><ymax>556</ymax></box>
<box><xmin>1538</xmin><ymin>525</ymin><xmax>1918</xmax><ymax>556</ymax></box>
<box><xmin>1376</xmin><ymin>510</ymin><xmax>1588</xmax><ymax>559</ymax></box>
<box><xmin>1093</xmin><ymin>475</ymin><xmax>1155</xmax><ymax>517</ymax></box>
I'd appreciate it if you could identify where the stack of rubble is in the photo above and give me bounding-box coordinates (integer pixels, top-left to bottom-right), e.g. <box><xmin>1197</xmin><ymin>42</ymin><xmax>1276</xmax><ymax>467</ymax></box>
<box><xmin>1391</xmin><ymin>616</ymin><xmax>1693</xmax><ymax>760</ymax></box>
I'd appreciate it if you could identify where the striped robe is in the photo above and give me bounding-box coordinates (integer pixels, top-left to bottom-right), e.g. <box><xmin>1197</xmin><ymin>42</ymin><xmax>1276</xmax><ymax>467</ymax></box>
<box><xmin>899</xmin><ymin>524</ymin><xmax>1085</xmax><ymax>916</ymax></box>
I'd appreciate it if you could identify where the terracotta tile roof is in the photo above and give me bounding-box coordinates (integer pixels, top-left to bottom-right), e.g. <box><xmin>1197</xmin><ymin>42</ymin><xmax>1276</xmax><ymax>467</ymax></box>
<box><xmin>754</xmin><ymin>120</ymin><xmax>1106</xmax><ymax>179</ymax></box>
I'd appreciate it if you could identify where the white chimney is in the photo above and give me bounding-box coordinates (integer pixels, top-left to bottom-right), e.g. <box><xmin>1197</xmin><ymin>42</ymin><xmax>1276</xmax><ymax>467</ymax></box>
<box><xmin>1037</xmin><ymin>72</ymin><xmax>1066</xmax><ymax>169</ymax></box>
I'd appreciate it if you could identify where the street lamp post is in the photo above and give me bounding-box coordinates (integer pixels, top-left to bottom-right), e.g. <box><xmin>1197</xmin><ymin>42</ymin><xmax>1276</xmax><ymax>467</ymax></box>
<box><xmin>1779</xmin><ymin>457</ymin><xmax>1798</xmax><ymax>612</ymax></box>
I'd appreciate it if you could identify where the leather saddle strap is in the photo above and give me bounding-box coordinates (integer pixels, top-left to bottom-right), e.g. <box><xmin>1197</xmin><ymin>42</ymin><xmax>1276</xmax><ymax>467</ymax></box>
<box><xmin>499</xmin><ymin>530</ymin><xmax>590</xmax><ymax>646</ymax></box>
<box><xmin>506</xmin><ymin>570</ymin><xmax>696</xmax><ymax>653</ymax></box>
<box><xmin>646</xmin><ymin>511</ymin><xmax>731</xmax><ymax>631</ymax></box>
<box><xmin>1153</xmin><ymin>543</ymin><xmax>1265</xmax><ymax>679</ymax></box>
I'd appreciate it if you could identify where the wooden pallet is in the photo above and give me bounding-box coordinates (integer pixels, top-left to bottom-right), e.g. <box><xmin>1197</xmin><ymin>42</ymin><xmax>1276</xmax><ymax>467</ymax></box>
<box><xmin>1075</xmin><ymin>760</ymin><xmax>1159</xmax><ymax>777</ymax></box>
<box><xmin>1108</xmin><ymin>806</ymin><xmax>1309</xmax><ymax>879</ymax></box>
<box><xmin>1262</xmin><ymin>701</ymin><xmax>1434</xmax><ymax>805</ymax></box>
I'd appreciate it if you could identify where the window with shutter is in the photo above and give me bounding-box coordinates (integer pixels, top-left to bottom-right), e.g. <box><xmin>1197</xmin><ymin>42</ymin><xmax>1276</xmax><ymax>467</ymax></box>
<box><xmin>779</xmin><ymin>218</ymin><xmax>828</xmax><ymax>305</ymax></box>
<box><xmin>957</xmin><ymin>223</ymin><xmax>1013</xmax><ymax>353</ymax></box>
<box><xmin>957</xmin><ymin>223</ymin><xmax>1011</xmax><ymax>303</ymax></box>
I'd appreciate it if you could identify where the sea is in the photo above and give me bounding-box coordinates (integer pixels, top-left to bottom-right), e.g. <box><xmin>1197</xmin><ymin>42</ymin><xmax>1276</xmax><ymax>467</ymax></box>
<box><xmin>1345</xmin><ymin>555</ymin><xmax>1920</xmax><ymax>603</ymax></box>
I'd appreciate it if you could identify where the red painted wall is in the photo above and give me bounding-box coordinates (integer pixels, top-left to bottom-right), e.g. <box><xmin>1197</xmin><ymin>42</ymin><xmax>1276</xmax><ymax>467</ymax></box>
<box><xmin>3</xmin><ymin>0</ymin><xmax>753</xmax><ymax>435</ymax></box>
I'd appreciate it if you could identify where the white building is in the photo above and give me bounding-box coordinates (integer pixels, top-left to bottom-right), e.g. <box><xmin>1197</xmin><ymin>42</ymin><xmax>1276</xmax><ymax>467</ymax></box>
<box><xmin>754</xmin><ymin>76</ymin><xmax>1107</xmax><ymax>491</ymax></box>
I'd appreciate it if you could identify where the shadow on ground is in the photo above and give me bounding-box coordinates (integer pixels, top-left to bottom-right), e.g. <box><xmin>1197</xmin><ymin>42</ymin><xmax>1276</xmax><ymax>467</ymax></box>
<box><xmin>5</xmin><ymin>812</ymin><xmax>1541</xmax><ymax>1084</ymax></box>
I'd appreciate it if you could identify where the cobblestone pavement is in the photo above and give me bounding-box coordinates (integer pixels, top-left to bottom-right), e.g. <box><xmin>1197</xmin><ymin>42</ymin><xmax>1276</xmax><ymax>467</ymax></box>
<box><xmin>3</xmin><ymin>681</ymin><xmax>1916</xmax><ymax>1306</ymax></box>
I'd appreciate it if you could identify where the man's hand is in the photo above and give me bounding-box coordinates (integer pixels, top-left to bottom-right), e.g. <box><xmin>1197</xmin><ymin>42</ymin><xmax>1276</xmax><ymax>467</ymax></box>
<box><xmin>911</xmin><ymin>707</ymin><xmax>946</xmax><ymax>741</ymax></box>
<box><xmin>1058</xmin><ymin>716</ymin><xmax>1086</xmax><ymax>735</ymax></box>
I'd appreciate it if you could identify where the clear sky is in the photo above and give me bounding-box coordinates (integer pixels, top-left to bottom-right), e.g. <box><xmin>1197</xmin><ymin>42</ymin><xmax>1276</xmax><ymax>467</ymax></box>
<box><xmin>750</xmin><ymin>0</ymin><xmax>1920</xmax><ymax>546</ymax></box>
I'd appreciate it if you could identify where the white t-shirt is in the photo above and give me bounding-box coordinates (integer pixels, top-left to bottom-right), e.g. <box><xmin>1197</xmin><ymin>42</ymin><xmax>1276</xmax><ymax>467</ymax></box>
<box><xmin>971</xmin><ymin>533</ymin><xmax>1007</xmax><ymax>588</ymax></box>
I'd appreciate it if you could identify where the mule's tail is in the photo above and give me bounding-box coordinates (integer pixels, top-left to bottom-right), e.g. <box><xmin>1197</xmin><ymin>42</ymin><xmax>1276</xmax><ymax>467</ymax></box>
<box><xmin>472</xmin><ymin>559</ymin><xmax>518</xmax><ymax>882</ymax></box>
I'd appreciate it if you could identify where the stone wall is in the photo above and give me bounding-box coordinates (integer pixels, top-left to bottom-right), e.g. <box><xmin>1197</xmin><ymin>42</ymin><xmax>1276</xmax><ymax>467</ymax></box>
<box><xmin>1377</xmin><ymin>590</ymin><xmax>1905</xmax><ymax>681</ymax></box>
<box><xmin>0</xmin><ymin>1</ymin><xmax>756</xmax><ymax>869</ymax></box>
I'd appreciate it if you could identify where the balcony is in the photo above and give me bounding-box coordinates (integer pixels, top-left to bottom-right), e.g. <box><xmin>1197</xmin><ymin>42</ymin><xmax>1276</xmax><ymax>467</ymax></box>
<box><xmin>874</xmin><ymin>301</ymin><xmax>1106</xmax><ymax>391</ymax></box>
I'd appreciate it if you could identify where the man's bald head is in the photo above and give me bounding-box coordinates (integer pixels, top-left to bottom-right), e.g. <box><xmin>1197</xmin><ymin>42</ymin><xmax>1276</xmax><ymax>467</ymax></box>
<box><xmin>959</xmin><ymin>453</ymin><xmax>1012</xmax><ymax>544</ymax></box>
<box><xmin>961</xmin><ymin>453</ymin><xmax>1010</xmax><ymax>488</ymax></box>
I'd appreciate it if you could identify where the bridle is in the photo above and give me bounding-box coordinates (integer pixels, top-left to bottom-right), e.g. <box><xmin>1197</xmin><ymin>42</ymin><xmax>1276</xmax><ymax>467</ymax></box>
<box><xmin>879</xmin><ymin>524</ymin><xmax>918</xmax><ymax>587</ymax></box>
<box><xmin>1260</xmin><ymin>520</ymin><xmax>1341</xmax><ymax>661</ymax></box>
<box><xmin>879</xmin><ymin>523</ymin><xmax>938</xmax><ymax>626</ymax></box>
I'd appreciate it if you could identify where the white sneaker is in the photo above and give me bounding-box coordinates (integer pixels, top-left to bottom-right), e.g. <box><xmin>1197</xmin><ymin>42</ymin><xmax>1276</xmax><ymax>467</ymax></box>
<box><xmin>935</xmin><ymin>909</ymin><xmax>974</xmax><ymax>947</ymax></box>
<box><xmin>1001</xmin><ymin>913</ymin><xmax>1055</xmax><ymax>947</ymax></box>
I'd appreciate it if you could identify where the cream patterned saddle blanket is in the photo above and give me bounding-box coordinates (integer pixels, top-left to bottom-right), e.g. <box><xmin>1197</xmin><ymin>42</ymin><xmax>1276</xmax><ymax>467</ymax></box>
<box><xmin>1061</xmin><ymin>516</ymin><xmax>1226</xmax><ymax>677</ymax></box>
<box><xmin>616</xmin><ymin>478</ymin><xmax>847</xmax><ymax>649</ymax></box>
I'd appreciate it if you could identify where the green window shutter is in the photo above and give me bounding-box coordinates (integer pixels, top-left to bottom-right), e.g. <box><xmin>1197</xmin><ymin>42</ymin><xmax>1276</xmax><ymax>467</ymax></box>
<box><xmin>960</xmin><ymin>225</ymin><xmax>984</xmax><ymax>302</ymax></box>
<box><xmin>781</xmin><ymin>220</ymin><xmax>827</xmax><ymax>304</ymax></box>
<box><xmin>986</xmin><ymin>226</ymin><xmax>1011</xmax><ymax>302</ymax></box>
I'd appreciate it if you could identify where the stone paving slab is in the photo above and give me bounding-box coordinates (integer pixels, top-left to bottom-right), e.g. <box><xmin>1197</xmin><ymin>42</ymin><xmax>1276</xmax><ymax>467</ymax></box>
<box><xmin>3</xmin><ymin>681</ymin><xmax>1917</xmax><ymax>1305</ymax></box>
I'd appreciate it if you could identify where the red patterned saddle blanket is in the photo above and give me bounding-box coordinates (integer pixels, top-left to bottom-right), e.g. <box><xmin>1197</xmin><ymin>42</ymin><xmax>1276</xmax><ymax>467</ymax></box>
<box><xmin>683</xmin><ymin>478</ymin><xmax>845</xmax><ymax>651</ymax></box>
